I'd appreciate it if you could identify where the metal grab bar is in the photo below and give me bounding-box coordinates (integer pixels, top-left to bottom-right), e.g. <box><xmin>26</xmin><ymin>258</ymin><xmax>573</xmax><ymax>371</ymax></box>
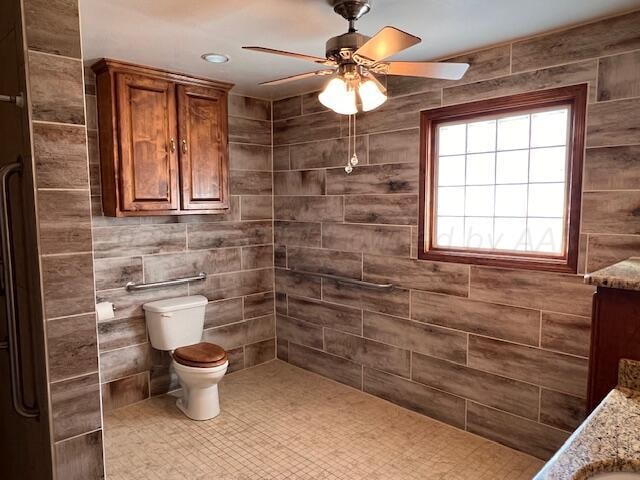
<box><xmin>285</xmin><ymin>269</ymin><xmax>393</xmax><ymax>290</ymax></box>
<box><xmin>0</xmin><ymin>161</ymin><xmax>38</xmax><ymax>418</ymax></box>
<box><xmin>126</xmin><ymin>272</ymin><xmax>207</xmax><ymax>292</ymax></box>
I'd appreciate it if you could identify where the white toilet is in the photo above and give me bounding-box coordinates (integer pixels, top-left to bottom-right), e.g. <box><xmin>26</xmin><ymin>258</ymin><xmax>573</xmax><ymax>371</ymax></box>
<box><xmin>143</xmin><ymin>295</ymin><xmax>228</xmax><ymax>421</ymax></box>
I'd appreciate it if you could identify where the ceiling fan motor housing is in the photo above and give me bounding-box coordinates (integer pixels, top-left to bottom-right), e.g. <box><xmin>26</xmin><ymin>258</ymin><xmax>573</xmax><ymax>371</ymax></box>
<box><xmin>326</xmin><ymin>32</ymin><xmax>370</xmax><ymax>62</ymax></box>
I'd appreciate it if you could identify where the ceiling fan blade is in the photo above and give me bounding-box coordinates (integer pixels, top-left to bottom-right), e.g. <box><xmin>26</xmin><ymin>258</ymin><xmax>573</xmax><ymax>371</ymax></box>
<box><xmin>259</xmin><ymin>69</ymin><xmax>335</xmax><ymax>86</ymax></box>
<box><xmin>354</xmin><ymin>26</ymin><xmax>421</xmax><ymax>64</ymax></box>
<box><xmin>243</xmin><ymin>46</ymin><xmax>334</xmax><ymax>66</ymax></box>
<box><xmin>383</xmin><ymin>61</ymin><xmax>470</xmax><ymax>80</ymax></box>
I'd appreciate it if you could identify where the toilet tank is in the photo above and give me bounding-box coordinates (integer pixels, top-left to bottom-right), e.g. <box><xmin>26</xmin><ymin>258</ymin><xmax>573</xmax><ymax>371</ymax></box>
<box><xmin>143</xmin><ymin>295</ymin><xmax>208</xmax><ymax>350</ymax></box>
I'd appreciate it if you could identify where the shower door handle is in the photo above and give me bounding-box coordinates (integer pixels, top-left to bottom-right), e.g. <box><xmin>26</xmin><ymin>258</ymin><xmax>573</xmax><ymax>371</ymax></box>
<box><xmin>0</xmin><ymin>161</ymin><xmax>38</xmax><ymax>418</ymax></box>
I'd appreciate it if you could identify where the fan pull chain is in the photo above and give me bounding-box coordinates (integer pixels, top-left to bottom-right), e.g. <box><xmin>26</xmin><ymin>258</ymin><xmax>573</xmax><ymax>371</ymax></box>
<box><xmin>351</xmin><ymin>113</ymin><xmax>359</xmax><ymax>167</ymax></box>
<box><xmin>345</xmin><ymin>113</ymin><xmax>359</xmax><ymax>174</ymax></box>
<box><xmin>345</xmin><ymin>114</ymin><xmax>353</xmax><ymax>173</ymax></box>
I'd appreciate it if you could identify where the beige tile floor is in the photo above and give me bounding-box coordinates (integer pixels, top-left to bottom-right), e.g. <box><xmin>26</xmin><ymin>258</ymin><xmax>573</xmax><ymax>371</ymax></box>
<box><xmin>104</xmin><ymin>360</ymin><xmax>544</xmax><ymax>479</ymax></box>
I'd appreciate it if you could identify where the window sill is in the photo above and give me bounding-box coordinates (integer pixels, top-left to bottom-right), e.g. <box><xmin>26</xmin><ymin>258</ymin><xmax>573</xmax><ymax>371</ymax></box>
<box><xmin>418</xmin><ymin>249</ymin><xmax>578</xmax><ymax>274</ymax></box>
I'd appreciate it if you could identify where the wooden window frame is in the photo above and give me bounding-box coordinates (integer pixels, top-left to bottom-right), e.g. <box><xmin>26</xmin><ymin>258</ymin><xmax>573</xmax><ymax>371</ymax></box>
<box><xmin>418</xmin><ymin>84</ymin><xmax>588</xmax><ymax>273</ymax></box>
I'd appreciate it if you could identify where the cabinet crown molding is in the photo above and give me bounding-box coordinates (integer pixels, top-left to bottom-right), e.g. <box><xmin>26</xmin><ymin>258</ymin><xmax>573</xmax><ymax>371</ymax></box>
<box><xmin>91</xmin><ymin>58</ymin><xmax>235</xmax><ymax>91</ymax></box>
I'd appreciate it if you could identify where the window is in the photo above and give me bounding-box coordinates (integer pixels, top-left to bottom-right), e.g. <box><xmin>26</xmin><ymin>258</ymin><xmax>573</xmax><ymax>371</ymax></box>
<box><xmin>419</xmin><ymin>85</ymin><xmax>587</xmax><ymax>273</ymax></box>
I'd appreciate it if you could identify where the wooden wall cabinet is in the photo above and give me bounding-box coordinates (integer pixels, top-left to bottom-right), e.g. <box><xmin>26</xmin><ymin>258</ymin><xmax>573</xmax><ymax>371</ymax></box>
<box><xmin>92</xmin><ymin>59</ymin><xmax>233</xmax><ymax>216</ymax></box>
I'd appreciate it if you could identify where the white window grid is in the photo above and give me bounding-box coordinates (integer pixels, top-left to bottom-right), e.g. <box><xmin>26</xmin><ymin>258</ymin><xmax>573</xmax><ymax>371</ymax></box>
<box><xmin>433</xmin><ymin>106</ymin><xmax>571</xmax><ymax>255</ymax></box>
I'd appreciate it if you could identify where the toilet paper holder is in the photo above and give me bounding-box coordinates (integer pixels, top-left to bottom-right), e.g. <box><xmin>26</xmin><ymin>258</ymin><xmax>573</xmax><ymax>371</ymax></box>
<box><xmin>96</xmin><ymin>301</ymin><xmax>117</xmax><ymax>321</ymax></box>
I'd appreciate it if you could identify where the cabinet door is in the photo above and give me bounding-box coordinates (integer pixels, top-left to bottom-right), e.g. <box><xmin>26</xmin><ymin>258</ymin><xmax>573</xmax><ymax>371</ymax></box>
<box><xmin>177</xmin><ymin>84</ymin><xmax>229</xmax><ymax>211</ymax></box>
<box><xmin>116</xmin><ymin>73</ymin><xmax>179</xmax><ymax>212</ymax></box>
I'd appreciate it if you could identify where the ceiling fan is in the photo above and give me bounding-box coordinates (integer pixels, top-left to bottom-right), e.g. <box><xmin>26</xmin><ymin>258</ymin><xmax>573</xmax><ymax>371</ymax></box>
<box><xmin>243</xmin><ymin>0</ymin><xmax>469</xmax><ymax>115</ymax></box>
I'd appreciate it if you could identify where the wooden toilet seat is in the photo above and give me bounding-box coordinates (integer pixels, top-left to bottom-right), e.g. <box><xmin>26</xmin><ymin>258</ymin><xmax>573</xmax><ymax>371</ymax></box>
<box><xmin>173</xmin><ymin>342</ymin><xmax>228</xmax><ymax>368</ymax></box>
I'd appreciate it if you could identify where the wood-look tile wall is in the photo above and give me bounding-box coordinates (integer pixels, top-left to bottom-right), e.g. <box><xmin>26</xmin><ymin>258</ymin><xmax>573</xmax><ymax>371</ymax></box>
<box><xmin>84</xmin><ymin>74</ymin><xmax>275</xmax><ymax>411</ymax></box>
<box><xmin>272</xmin><ymin>10</ymin><xmax>640</xmax><ymax>460</ymax></box>
<box><xmin>22</xmin><ymin>0</ymin><xmax>104</xmax><ymax>478</ymax></box>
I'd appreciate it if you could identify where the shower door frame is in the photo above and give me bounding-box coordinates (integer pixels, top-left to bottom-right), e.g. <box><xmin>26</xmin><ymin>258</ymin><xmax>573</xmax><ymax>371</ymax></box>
<box><xmin>0</xmin><ymin>0</ymin><xmax>54</xmax><ymax>478</ymax></box>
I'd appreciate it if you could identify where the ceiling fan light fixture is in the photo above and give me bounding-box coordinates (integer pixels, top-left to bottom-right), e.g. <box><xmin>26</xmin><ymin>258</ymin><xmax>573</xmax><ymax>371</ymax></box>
<box><xmin>358</xmin><ymin>78</ymin><xmax>387</xmax><ymax>112</ymax></box>
<box><xmin>319</xmin><ymin>77</ymin><xmax>357</xmax><ymax>115</ymax></box>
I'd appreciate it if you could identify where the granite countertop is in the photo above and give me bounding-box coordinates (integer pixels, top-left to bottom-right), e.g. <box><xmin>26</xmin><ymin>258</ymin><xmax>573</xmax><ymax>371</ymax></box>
<box><xmin>585</xmin><ymin>257</ymin><xmax>640</xmax><ymax>291</ymax></box>
<box><xmin>534</xmin><ymin>360</ymin><xmax>640</xmax><ymax>480</ymax></box>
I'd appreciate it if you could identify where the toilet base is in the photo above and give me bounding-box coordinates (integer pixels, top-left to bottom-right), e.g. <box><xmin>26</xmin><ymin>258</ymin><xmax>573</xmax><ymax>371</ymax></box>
<box><xmin>176</xmin><ymin>384</ymin><xmax>221</xmax><ymax>421</ymax></box>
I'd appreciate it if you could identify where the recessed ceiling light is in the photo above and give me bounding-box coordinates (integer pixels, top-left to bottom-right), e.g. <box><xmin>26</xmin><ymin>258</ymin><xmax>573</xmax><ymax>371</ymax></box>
<box><xmin>201</xmin><ymin>53</ymin><xmax>230</xmax><ymax>64</ymax></box>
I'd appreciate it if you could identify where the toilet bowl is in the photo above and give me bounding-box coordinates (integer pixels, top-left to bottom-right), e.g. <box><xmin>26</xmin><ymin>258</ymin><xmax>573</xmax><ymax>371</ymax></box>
<box><xmin>173</xmin><ymin>358</ymin><xmax>228</xmax><ymax>420</ymax></box>
<box><xmin>142</xmin><ymin>295</ymin><xmax>228</xmax><ymax>421</ymax></box>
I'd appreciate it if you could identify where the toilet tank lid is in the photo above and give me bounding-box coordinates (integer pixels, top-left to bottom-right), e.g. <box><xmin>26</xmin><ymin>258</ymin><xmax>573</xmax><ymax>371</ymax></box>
<box><xmin>142</xmin><ymin>295</ymin><xmax>208</xmax><ymax>313</ymax></box>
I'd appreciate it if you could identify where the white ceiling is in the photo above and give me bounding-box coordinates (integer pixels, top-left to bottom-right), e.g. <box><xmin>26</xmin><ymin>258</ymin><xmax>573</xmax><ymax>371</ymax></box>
<box><xmin>80</xmin><ymin>0</ymin><xmax>640</xmax><ymax>99</ymax></box>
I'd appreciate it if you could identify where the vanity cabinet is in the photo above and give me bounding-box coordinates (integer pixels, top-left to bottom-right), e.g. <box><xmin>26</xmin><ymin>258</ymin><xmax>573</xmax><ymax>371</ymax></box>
<box><xmin>587</xmin><ymin>286</ymin><xmax>640</xmax><ymax>412</ymax></box>
<box><xmin>92</xmin><ymin>59</ymin><xmax>233</xmax><ymax>216</ymax></box>
<box><xmin>586</xmin><ymin>259</ymin><xmax>640</xmax><ymax>412</ymax></box>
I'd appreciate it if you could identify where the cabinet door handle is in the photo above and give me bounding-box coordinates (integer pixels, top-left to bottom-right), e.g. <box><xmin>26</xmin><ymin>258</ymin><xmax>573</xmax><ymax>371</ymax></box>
<box><xmin>181</xmin><ymin>139</ymin><xmax>188</xmax><ymax>154</ymax></box>
<box><xmin>169</xmin><ymin>138</ymin><xmax>176</xmax><ymax>153</ymax></box>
